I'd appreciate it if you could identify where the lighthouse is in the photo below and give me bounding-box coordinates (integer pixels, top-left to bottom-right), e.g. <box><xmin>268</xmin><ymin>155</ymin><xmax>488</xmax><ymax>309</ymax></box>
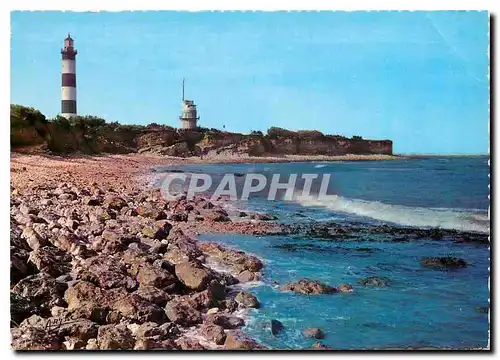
<box><xmin>179</xmin><ymin>78</ymin><xmax>199</xmax><ymax>129</ymax></box>
<box><xmin>61</xmin><ymin>34</ymin><xmax>77</xmax><ymax>118</ymax></box>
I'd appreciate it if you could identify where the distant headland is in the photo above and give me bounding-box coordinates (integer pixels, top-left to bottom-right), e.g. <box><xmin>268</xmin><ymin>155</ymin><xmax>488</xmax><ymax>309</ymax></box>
<box><xmin>10</xmin><ymin>104</ymin><xmax>393</xmax><ymax>159</ymax></box>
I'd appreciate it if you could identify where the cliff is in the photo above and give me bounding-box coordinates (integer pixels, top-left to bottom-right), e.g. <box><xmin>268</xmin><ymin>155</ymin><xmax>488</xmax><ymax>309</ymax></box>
<box><xmin>10</xmin><ymin>105</ymin><xmax>393</xmax><ymax>157</ymax></box>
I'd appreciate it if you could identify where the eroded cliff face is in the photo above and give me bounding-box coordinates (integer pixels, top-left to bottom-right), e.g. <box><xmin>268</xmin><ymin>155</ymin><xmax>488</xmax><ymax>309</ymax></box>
<box><xmin>12</xmin><ymin>126</ymin><xmax>393</xmax><ymax>157</ymax></box>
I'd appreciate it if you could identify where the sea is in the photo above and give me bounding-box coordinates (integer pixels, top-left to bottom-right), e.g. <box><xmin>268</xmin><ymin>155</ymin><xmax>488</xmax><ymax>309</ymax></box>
<box><xmin>154</xmin><ymin>156</ymin><xmax>490</xmax><ymax>350</ymax></box>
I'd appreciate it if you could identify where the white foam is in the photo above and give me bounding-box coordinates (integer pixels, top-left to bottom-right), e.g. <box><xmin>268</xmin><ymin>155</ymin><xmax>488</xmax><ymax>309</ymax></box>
<box><xmin>296</xmin><ymin>195</ymin><xmax>489</xmax><ymax>234</ymax></box>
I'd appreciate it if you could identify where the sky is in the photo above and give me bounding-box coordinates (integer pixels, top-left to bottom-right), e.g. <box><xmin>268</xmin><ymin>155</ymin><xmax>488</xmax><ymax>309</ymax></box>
<box><xmin>10</xmin><ymin>11</ymin><xmax>489</xmax><ymax>154</ymax></box>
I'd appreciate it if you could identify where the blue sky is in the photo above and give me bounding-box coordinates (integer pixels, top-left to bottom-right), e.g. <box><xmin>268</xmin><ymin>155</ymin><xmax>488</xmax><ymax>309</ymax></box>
<box><xmin>11</xmin><ymin>11</ymin><xmax>489</xmax><ymax>154</ymax></box>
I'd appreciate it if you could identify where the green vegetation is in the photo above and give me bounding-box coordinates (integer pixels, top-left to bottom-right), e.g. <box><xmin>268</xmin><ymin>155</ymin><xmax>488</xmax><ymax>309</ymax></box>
<box><xmin>11</xmin><ymin>104</ymin><xmax>380</xmax><ymax>155</ymax></box>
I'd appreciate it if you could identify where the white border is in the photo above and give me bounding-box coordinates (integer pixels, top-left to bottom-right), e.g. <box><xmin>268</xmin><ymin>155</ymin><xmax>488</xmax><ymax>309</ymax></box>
<box><xmin>3</xmin><ymin>1</ymin><xmax>496</xmax><ymax>359</ymax></box>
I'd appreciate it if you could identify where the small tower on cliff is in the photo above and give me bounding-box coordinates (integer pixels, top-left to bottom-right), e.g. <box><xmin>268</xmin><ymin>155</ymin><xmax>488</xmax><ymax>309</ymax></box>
<box><xmin>60</xmin><ymin>33</ymin><xmax>78</xmax><ymax>118</ymax></box>
<box><xmin>179</xmin><ymin>78</ymin><xmax>199</xmax><ymax>129</ymax></box>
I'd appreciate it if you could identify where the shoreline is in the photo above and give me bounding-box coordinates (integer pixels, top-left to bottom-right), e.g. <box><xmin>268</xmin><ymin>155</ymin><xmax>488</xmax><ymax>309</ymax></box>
<box><xmin>10</xmin><ymin>152</ymin><xmax>278</xmax><ymax>350</ymax></box>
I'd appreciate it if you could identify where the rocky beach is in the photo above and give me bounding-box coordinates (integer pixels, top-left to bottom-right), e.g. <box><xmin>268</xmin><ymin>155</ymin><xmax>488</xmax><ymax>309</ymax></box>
<box><xmin>10</xmin><ymin>153</ymin><xmax>288</xmax><ymax>350</ymax></box>
<box><xmin>10</xmin><ymin>153</ymin><xmax>490</xmax><ymax>350</ymax></box>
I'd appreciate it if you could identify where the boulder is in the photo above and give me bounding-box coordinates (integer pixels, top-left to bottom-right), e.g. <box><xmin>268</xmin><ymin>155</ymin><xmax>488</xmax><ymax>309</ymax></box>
<box><xmin>303</xmin><ymin>328</ymin><xmax>325</xmax><ymax>339</ymax></box>
<box><xmin>235</xmin><ymin>291</ymin><xmax>260</xmax><ymax>308</ymax></box>
<box><xmin>205</xmin><ymin>313</ymin><xmax>245</xmax><ymax>329</ymax></box>
<box><xmin>358</xmin><ymin>276</ymin><xmax>391</xmax><ymax>287</ymax></box>
<box><xmin>28</xmin><ymin>246</ymin><xmax>72</xmax><ymax>277</ymax></box>
<box><xmin>224</xmin><ymin>330</ymin><xmax>263</xmax><ymax>350</ymax></box>
<box><xmin>97</xmin><ymin>324</ymin><xmax>135</xmax><ymax>350</ymax></box>
<box><xmin>113</xmin><ymin>294</ymin><xmax>166</xmax><ymax>324</ymax></box>
<box><xmin>134</xmin><ymin>338</ymin><xmax>177</xmax><ymax>350</ymax></box>
<box><xmin>175</xmin><ymin>261</ymin><xmax>213</xmax><ymax>291</ymax></box>
<box><xmin>135</xmin><ymin>285</ymin><xmax>172</xmax><ymax>307</ymax></box>
<box><xmin>165</xmin><ymin>299</ymin><xmax>202</xmax><ymax>326</ymax></box>
<box><xmin>420</xmin><ymin>257</ymin><xmax>467</xmax><ymax>270</ymax></box>
<box><xmin>337</xmin><ymin>283</ymin><xmax>354</xmax><ymax>293</ymax></box>
<box><xmin>176</xmin><ymin>337</ymin><xmax>205</xmax><ymax>350</ymax></box>
<box><xmin>11</xmin><ymin>327</ymin><xmax>62</xmax><ymax>350</ymax></box>
<box><xmin>11</xmin><ymin>273</ymin><xmax>67</xmax><ymax>316</ymax></box>
<box><xmin>270</xmin><ymin>319</ymin><xmax>284</xmax><ymax>336</ymax></box>
<box><xmin>237</xmin><ymin>270</ymin><xmax>261</xmax><ymax>282</ymax></box>
<box><xmin>280</xmin><ymin>279</ymin><xmax>337</xmax><ymax>295</ymax></box>
<box><xmin>200</xmin><ymin>323</ymin><xmax>226</xmax><ymax>345</ymax></box>
<box><xmin>137</xmin><ymin>264</ymin><xmax>177</xmax><ymax>289</ymax></box>
<box><xmin>311</xmin><ymin>342</ymin><xmax>332</xmax><ymax>350</ymax></box>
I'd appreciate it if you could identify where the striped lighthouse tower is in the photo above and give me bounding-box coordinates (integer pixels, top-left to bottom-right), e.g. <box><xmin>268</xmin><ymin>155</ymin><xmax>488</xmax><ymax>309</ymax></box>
<box><xmin>61</xmin><ymin>34</ymin><xmax>77</xmax><ymax>118</ymax></box>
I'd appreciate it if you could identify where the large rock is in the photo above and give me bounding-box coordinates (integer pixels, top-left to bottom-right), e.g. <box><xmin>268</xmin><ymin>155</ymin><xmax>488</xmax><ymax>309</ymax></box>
<box><xmin>97</xmin><ymin>324</ymin><xmax>135</xmax><ymax>350</ymax></box>
<box><xmin>200</xmin><ymin>323</ymin><xmax>226</xmax><ymax>345</ymax></box>
<box><xmin>11</xmin><ymin>327</ymin><xmax>62</xmax><ymax>350</ymax></box>
<box><xmin>205</xmin><ymin>313</ymin><xmax>245</xmax><ymax>329</ymax></box>
<box><xmin>21</xmin><ymin>226</ymin><xmax>50</xmax><ymax>250</ymax></box>
<box><xmin>11</xmin><ymin>273</ymin><xmax>67</xmax><ymax>317</ymax></box>
<box><xmin>420</xmin><ymin>257</ymin><xmax>467</xmax><ymax>270</ymax></box>
<box><xmin>175</xmin><ymin>261</ymin><xmax>213</xmax><ymax>291</ymax></box>
<box><xmin>358</xmin><ymin>276</ymin><xmax>391</xmax><ymax>287</ymax></box>
<box><xmin>280</xmin><ymin>279</ymin><xmax>337</xmax><ymax>295</ymax></box>
<box><xmin>165</xmin><ymin>298</ymin><xmax>202</xmax><ymax>326</ymax></box>
<box><xmin>198</xmin><ymin>242</ymin><xmax>263</xmax><ymax>273</ymax></box>
<box><xmin>137</xmin><ymin>264</ymin><xmax>177</xmax><ymax>289</ymax></box>
<box><xmin>77</xmin><ymin>255</ymin><xmax>137</xmax><ymax>291</ymax></box>
<box><xmin>303</xmin><ymin>327</ymin><xmax>325</xmax><ymax>339</ymax></box>
<box><xmin>135</xmin><ymin>285</ymin><xmax>172</xmax><ymax>307</ymax></box>
<box><xmin>235</xmin><ymin>291</ymin><xmax>260</xmax><ymax>308</ymax></box>
<box><xmin>270</xmin><ymin>319</ymin><xmax>284</xmax><ymax>336</ymax></box>
<box><xmin>28</xmin><ymin>246</ymin><xmax>72</xmax><ymax>277</ymax></box>
<box><xmin>113</xmin><ymin>294</ymin><xmax>166</xmax><ymax>323</ymax></box>
<box><xmin>224</xmin><ymin>330</ymin><xmax>264</xmax><ymax>350</ymax></box>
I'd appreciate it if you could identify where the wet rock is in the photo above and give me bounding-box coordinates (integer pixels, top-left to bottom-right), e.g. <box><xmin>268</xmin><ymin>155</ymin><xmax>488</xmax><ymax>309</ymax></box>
<box><xmin>303</xmin><ymin>328</ymin><xmax>325</xmax><ymax>339</ymax></box>
<box><xmin>165</xmin><ymin>298</ymin><xmax>202</xmax><ymax>326</ymax></box>
<box><xmin>235</xmin><ymin>291</ymin><xmax>260</xmax><ymax>308</ymax></box>
<box><xmin>175</xmin><ymin>261</ymin><xmax>213</xmax><ymax>291</ymax></box>
<box><xmin>337</xmin><ymin>283</ymin><xmax>354</xmax><ymax>292</ymax></box>
<box><xmin>198</xmin><ymin>242</ymin><xmax>263</xmax><ymax>273</ymax></box>
<box><xmin>420</xmin><ymin>257</ymin><xmax>467</xmax><ymax>270</ymax></box>
<box><xmin>311</xmin><ymin>342</ymin><xmax>332</xmax><ymax>350</ymax></box>
<box><xmin>97</xmin><ymin>324</ymin><xmax>135</xmax><ymax>350</ymax></box>
<box><xmin>358</xmin><ymin>276</ymin><xmax>391</xmax><ymax>287</ymax></box>
<box><xmin>205</xmin><ymin>313</ymin><xmax>245</xmax><ymax>329</ymax></box>
<box><xmin>250</xmin><ymin>213</ymin><xmax>277</xmax><ymax>221</ymax></box>
<box><xmin>280</xmin><ymin>278</ymin><xmax>337</xmax><ymax>295</ymax></box>
<box><xmin>237</xmin><ymin>270</ymin><xmax>261</xmax><ymax>282</ymax></box>
<box><xmin>270</xmin><ymin>319</ymin><xmax>284</xmax><ymax>336</ymax></box>
<box><xmin>200</xmin><ymin>323</ymin><xmax>226</xmax><ymax>345</ymax></box>
<box><xmin>476</xmin><ymin>306</ymin><xmax>489</xmax><ymax>314</ymax></box>
<box><xmin>219</xmin><ymin>299</ymin><xmax>238</xmax><ymax>313</ymax></box>
<box><xmin>224</xmin><ymin>330</ymin><xmax>264</xmax><ymax>350</ymax></box>
<box><xmin>28</xmin><ymin>246</ymin><xmax>72</xmax><ymax>277</ymax></box>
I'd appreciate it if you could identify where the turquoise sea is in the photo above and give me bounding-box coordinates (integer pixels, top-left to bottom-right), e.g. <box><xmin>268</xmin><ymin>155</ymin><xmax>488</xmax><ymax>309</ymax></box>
<box><xmin>156</xmin><ymin>156</ymin><xmax>490</xmax><ymax>349</ymax></box>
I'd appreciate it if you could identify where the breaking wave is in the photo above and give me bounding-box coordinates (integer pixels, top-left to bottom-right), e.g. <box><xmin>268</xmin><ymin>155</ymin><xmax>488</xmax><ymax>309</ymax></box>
<box><xmin>296</xmin><ymin>195</ymin><xmax>489</xmax><ymax>234</ymax></box>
